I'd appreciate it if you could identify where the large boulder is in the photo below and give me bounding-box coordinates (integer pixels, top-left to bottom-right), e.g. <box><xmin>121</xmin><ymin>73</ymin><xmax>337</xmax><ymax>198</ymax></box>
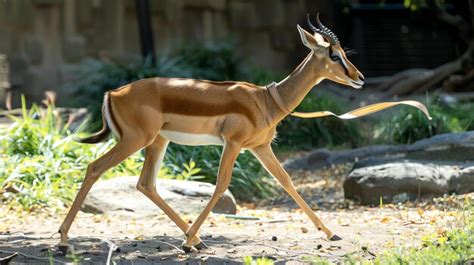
<box><xmin>283</xmin><ymin>131</ymin><xmax>474</xmax><ymax>171</ymax></box>
<box><xmin>344</xmin><ymin>161</ymin><xmax>474</xmax><ymax>205</ymax></box>
<box><xmin>83</xmin><ymin>177</ymin><xmax>237</xmax><ymax>216</ymax></box>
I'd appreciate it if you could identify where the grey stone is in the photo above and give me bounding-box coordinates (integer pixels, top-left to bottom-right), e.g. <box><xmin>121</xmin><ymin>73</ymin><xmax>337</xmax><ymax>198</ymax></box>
<box><xmin>284</xmin><ymin>131</ymin><xmax>474</xmax><ymax>171</ymax></box>
<box><xmin>183</xmin><ymin>0</ymin><xmax>226</xmax><ymax>10</ymax></box>
<box><xmin>23</xmin><ymin>36</ymin><xmax>43</xmax><ymax>65</ymax></box>
<box><xmin>229</xmin><ymin>1</ymin><xmax>258</xmax><ymax>29</ymax></box>
<box><xmin>62</xmin><ymin>35</ymin><xmax>86</xmax><ymax>63</ymax></box>
<box><xmin>83</xmin><ymin>177</ymin><xmax>237</xmax><ymax>216</ymax></box>
<box><xmin>344</xmin><ymin>161</ymin><xmax>474</xmax><ymax>205</ymax></box>
<box><xmin>8</xmin><ymin>53</ymin><xmax>30</xmax><ymax>87</ymax></box>
<box><xmin>255</xmin><ymin>0</ymin><xmax>284</xmax><ymax>28</ymax></box>
<box><xmin>271</xmin><ymin>27</ymin><xmax>297</xmax><ymax>51</ymax></box>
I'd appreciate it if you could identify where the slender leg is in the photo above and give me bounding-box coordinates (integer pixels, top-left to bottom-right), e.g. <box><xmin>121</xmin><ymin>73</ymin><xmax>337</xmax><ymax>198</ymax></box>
<box><xmin>183</xmin><ymin>141</ymin><xmax>241</xmax><ymax>249</ymax></box>
<box><xmin>136</xmin><ymin>135</ymin><xmax>204</xmax><ymax>248</ymax></box>
<box><xmin>58</xmin><ymin>136</ymin><xmax>147</xmax><ymax>248</ymax></box>
<box><xmin>251</xmin><ymin>144</ymin><xmax>339</xmax><ymax>240</ymax></box>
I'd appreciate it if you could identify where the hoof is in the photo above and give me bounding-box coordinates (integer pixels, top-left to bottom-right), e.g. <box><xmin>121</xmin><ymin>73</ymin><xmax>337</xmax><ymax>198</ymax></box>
<box><xmin>195</xmin><ymin>241</ymin><xmax>208</xmax><ymax>250</ymax></box>
<box><xmin>329</xmin><ymin>234</ymin><xmax>342</xmax><ymax>241</ymax></box>
<box><xmin>58</xmin><ymin>245</ymin><xmax>69</xmax><ymax>256</ymax></box>
<box><xmin>182</xmin><ymin>245</ymin><xmax>193</xmax><ymax>253</ymax></box>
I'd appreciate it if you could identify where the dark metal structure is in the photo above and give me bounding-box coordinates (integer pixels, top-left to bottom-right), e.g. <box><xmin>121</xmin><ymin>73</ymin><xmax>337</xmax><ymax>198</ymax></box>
<box><xmin>134</xmin><ymin>0</ymin><xmax>156</xmax><ymax>65</ymax></box>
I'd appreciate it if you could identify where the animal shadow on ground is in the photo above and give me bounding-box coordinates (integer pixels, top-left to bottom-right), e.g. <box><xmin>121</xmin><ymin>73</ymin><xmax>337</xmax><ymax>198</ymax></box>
<box><xmin>0</xmin><ymin>232</ymin><xmax>282</xmax><ymax>264</ymax></box>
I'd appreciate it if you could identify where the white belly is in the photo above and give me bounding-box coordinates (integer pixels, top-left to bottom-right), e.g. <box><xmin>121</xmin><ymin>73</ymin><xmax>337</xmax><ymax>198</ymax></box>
<box><xmin>160</xmin><ymin>130</ymin><xmax>224</xmax><ymax>146</ymax></box>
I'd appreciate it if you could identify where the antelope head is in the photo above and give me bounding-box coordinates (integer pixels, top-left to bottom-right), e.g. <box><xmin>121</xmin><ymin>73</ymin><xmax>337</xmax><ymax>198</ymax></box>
<box><xmin>297</xmin><ymin>14</ymin><xmax>365</xmax><ymax>89</ymax></box>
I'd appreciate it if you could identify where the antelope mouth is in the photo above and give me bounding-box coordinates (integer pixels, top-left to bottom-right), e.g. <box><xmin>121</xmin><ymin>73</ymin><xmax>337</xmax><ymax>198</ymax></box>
<box><xmin>350</xmin><ymin>80</ymin><xmax>364</xmax><ymax>89</ymax></box>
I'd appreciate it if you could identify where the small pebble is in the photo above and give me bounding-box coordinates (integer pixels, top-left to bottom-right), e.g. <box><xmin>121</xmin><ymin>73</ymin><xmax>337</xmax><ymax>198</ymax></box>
<box><xmin>301</xmin><ymin>227</ymin><xmax>309</xmax><ymax>233</ymax></box>
<box><xmin>271</xmin><ymin>236</ymin><xmax>278</xmax><ymax>241</ymax></box>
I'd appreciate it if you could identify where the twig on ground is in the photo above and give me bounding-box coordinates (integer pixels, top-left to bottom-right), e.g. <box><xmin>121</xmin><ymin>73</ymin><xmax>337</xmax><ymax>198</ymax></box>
<box><xmin>154</xmin><ymin>240</ymin><xmax>185</xmax><ymax>254</ymax></box>
<box><xmin>0</xmin><ymin>252</ymin><xmax>17</xmax><ymax>264</ymax></box>
<box><xmin>103</xmin><ymin>239</ymin><xmax>117</xmax><ymax>265</ymax></box>
<box><xmin>0</xmin><ymin>250</ymin><xmax>67</xmax><ymax>264</ymax></box>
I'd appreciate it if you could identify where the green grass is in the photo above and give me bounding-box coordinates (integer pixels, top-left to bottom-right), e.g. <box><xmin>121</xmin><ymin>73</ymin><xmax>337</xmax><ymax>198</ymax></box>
<box><xmin>276</xmin><ymin>92</ymin><xmax>362</xmax><ymax>151</ymax></box>
<box><xmin>373</xmin><ymin>98</ymin><xmax>474</xmax><ymax>144</ymax></box>
<box><xmin>0</xmin><ymin>98</ymin><xmax>144</xmax><ymax>210</ymax></box>
<box><xmin>309</xmin><ymin>198</ymin><xmax>473</xmax><ymax>264</ymax></box>
<box><xmin>243</xmin><ymin>256</ymin><xmax>275</xmax><ymax>265</ymax></box>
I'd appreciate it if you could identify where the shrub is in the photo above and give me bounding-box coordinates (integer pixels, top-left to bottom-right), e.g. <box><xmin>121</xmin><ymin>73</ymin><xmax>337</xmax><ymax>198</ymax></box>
<box><xmin>374</xmin><ymin>99</ymin><xmax>474</xmax><ymax>144</ymax></box>
<box><xmin>0</xmin><ymin>98</ymin><xmax>145</xmax><ymax>210</ymax></box>
<box><xmin>276</xmin><ymin>93</ymin><xmax>362</xmax><ymax>150</ymax></box>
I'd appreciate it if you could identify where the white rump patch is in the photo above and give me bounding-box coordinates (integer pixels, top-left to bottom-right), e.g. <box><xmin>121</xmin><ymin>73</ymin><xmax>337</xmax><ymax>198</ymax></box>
<box><xmin>104</xmin><ymin>93</ymin><xmax>120</xmax><ymax>138</ymax></box>
<box><xmin>160</xmin><ymin>130</ymin><xmax>224</xmax><ymax>146</ymax></box>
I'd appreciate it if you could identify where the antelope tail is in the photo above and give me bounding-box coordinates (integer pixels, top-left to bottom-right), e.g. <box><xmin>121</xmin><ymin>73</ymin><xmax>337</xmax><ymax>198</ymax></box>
<box><xmin>74</xmin><ymin>93</ymin><xmax>114</xmax><ymax>144</ymax></box>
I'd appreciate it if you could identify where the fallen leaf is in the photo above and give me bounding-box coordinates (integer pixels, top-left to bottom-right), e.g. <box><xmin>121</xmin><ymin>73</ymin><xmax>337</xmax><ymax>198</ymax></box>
<box><xmin>417</xmin><ymin>208</ymin><xmax>424</xmax><ymax>217</ymax></box>
<box><xmin>381</xmin><ymin>217</ymin><xmax>390</xmax><ymax>224</ymax></box>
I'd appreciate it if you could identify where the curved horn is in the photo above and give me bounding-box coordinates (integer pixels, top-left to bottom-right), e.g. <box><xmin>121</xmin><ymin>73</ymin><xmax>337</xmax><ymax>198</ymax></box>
<box><xmin>315</xmin><ymin>13</ymin><xmax>339</xmax><ymax>44</ymax></box>
<box><xmin>306</xmin><ymin>13</ymin><xmax>319</xmax><ymax>33</ymax></box>
<box><xmin>306</xmin><ymin>13</ymin><xmax>336</xmax><ymax>45</ymax></box>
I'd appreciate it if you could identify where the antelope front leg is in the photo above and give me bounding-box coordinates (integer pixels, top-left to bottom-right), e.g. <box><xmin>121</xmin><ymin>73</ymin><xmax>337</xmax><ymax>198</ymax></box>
<box><xmin>183</xmin><ymin>141</ymin><xmax>241</xmax><ymax>251</ymax></box>
<box><xmin>251</xmin><ymin>144</ymin><xmax>339</xmax><ymax>241</ymax></box>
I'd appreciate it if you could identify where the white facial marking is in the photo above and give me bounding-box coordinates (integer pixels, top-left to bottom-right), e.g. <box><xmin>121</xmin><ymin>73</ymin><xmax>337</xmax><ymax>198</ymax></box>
<box><xmin>334</xmin><ymin>49</ymin><xmax>350</xmax><ymax>71</ymax></box>
<box><xmin>160</xmin><ymin>130</ymin><xmax>224</xmax><ymax>146</ymax></box>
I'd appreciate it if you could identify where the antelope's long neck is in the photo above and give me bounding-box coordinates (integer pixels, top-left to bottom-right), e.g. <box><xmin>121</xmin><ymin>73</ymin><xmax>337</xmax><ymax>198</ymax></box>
<box><xmin>270</xmin><ymin>52</ymin><xmax>324</xmax><ymax>122</ymax></box>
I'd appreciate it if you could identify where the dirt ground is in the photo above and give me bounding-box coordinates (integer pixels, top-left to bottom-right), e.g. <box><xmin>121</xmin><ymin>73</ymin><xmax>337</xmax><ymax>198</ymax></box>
<box><xmin>0</xmin><ymin>165</ymin><xmax>470</xmax><ymax>264</ymax></box>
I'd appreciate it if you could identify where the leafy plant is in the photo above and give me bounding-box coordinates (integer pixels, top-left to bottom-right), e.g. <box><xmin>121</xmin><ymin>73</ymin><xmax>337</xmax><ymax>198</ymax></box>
<box><xmin>374</xmin><ymin>99</ymin><xmax>474</xmax><ymax>144</ymax></box>
<box><xmin>165</xmin><ymin>144</ymin><xmax>277</xmax><ymax>201</ymax></box>
<box><xmin>309</xmin><ymin>197</ymin><xmax>473</xmax><ymax>264</ymax></box>
<box><xmin>0</xmin><ymin>98</ymin><xmax>145</xmax><ymax>210</ymax></box>
<box><xmin>243</xmin><ymin>256</ymin><xmax>275</xmax><ymax>265</ymax></box>
<box><xmin>276</xmin><ymin>93</ymin><xmax>362</xmax><ymax>150</ymax></box>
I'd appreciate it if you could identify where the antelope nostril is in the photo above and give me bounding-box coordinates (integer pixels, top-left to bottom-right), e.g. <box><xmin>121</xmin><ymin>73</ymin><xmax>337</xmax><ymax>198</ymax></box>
<box><xmin>359</xmin><ymin>75</ymin><xmax>365</xmax><ymax>81</ymax></box>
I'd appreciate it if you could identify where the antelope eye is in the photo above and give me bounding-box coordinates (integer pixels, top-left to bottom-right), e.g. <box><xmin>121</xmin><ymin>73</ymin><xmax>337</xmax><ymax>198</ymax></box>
<box><xmin>330</xmin><ymin>55</ymin><xmax>339</xmax><ymax>62</ymax></box>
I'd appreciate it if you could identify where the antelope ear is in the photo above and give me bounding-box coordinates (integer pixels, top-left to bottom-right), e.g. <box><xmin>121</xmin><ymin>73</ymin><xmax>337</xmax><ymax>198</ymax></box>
<box><xmin>297</xmin><ymin>25</ymin><xmax>318</xmax><ymax>49</ymax></box>
<box><xmin>313</xmin><ymin>32</ymin><xmax>331</xmax><ymax>48</ymax></box>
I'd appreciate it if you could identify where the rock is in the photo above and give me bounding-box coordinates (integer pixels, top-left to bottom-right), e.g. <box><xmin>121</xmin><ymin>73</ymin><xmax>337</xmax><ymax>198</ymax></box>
<box><xmin>83</xmin><ymin>177</ymin><xmax>237</xmax><ymax>215</ymax></box>
<box><xmin>229</xmin><ymin>1</ymin><xmax>258</xmax><ymax>29</ymax></box>
<box><xmin>344</xmin><ymin>161</ymin><xmax>474</xmax><ymax>205</ymax></box>
<box><xmin>23</xmin><ymin>36</ymin><xmax>43</xmax><ymax>65</ymax></box>
<box><xmin>283</xmin><ymin>131</ymin><xmax>474</xmax><ymax>171</ymax></box>
<box><xmin>62</xmin><ymin>35</ymin><xmax>86</xmax><ymax>63</ymax></box>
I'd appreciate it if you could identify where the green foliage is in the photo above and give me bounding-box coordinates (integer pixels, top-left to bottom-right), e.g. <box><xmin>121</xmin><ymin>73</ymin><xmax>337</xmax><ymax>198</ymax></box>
<box><xmin>374</xmin><ymin>99</ymin><xmax>474</xmax><ymax>144</ymax></box>
<box><xmin>402</xmin><ymin>0</ymin><xmax>446</xmax><ymax>11</ymax></box>
<box><xmin>309</xmin><ymin>199</ymin><xmax>473</xmax><ymax>264</ymax></box>
<box><xmin>373</xmin><ymin>201</ymin><xmax>473</xmax><ymax>264</ymax></box>
<box><xmin>243</xmin><ymin>256</ymin><xmax>275</xmax><ymax>265</ymax></box>
<box><xmin>276</xmin><ymin>93</ymin><xmax>362</xmax><ymax>150</ymax></box>
<box><xmin>0</xmin><ymin>98</ymin><xmax>144</xmax><ymax>210</ymax></box>
<box><xmin>165</xmin><ymin>144</ymin><xmax>276</xmax><ymax>201</ymax></box>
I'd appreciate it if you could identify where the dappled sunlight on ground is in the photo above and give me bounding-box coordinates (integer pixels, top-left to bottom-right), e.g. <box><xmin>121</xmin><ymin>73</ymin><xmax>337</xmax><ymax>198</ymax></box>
<box><xmin>0</xmin><ymin>163</ymin><xmax>471</xmax><ymax>264</ymax></box>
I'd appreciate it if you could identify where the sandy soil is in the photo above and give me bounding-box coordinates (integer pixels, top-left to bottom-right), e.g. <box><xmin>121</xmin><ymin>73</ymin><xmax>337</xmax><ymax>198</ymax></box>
<box><xmin>0</xmin><ymin>165</ymin><xmax>469</xmax><ymax>264</ymax></box>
